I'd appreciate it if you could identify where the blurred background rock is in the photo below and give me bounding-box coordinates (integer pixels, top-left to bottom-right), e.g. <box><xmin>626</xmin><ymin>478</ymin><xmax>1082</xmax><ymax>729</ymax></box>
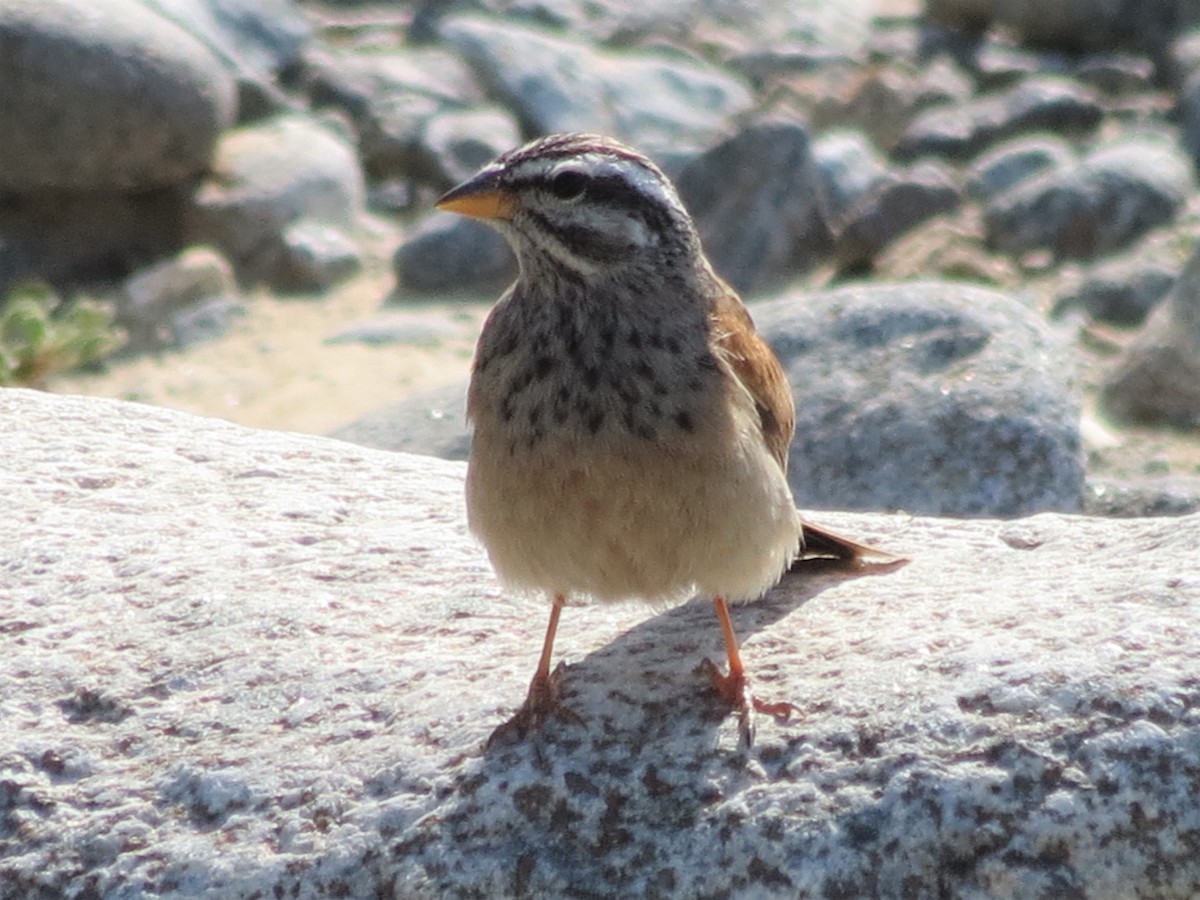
<box><xmin>3</xmin><ymin>0</ymin><xmax>1200</xmax><ymax>516</ymax></box>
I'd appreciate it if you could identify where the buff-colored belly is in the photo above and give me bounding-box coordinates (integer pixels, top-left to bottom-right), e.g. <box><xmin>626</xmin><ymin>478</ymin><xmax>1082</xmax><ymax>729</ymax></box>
<box><xmin>466</xmin><ymin>419</ymin><xmax>800</xmax><ymax>605</ymax></box>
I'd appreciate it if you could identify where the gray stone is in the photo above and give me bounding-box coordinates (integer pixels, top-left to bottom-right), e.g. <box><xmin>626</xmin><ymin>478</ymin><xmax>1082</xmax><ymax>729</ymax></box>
<box><xmin>440</xmin><ymin>14</ymin><xmax>754</xmax><ymax>158</ymax></box>
<box><xmin>470</xmin><ymin>0</ymin><xmax>877</xmax><ymax>56</ymax></box>
<box><xmin>1073</xmin><ymin>52</ymin><xmax>1157</xmax><ymax>95</ymax></box>
<box><xmin>324</xmin><ymin>313</ymin><xmax>462</xmax><ymax>349</ymax></box>
<box><xmin>1166</xmin><ymin>27</ymin><xmax>1200</xmax><ymax>86</ymax></box>
<box><xmin>0</xmin><ymin>189</ymin><xmax>187</xmax><ymax>295</ymax></box>
<box><xmin>274</xmin><ymin>220</ymin><xmax>363</xmax><ymax>293</ymax></box>
<box><xmin>726</xmin><ymin>45</ymin><xmax>858</xmax><ymax>84</ymax></box>
<box><xmin>915</xmin><ymin>55</ymin><xmax>979</xmax><ymax>108</ymax></box>
<box><xmin>755</xmin><ymin>281</ymin><xmax>1085</xmax><ymax>516</ymax></box>
<box><xmin>117</xmin><ymin>246</ymin><xmax>241</xmax><ymax>351</ymax></box>
<box><xmin>984</xmin><ymin>136</ymin><xmax>1192</xmax><ymax>260</ymax></box>
<box><xmin>894</xmin><ymin>76</ymin><xmax>1102</xmax><ymax>162</ymax></box>
<box><xmin>971</xmin><ymin>36</ymin><xmax>1156</xmax><ymax>96</ymax></box>
<box><xmin>971</xmin><ymin>33</ymin><xmax>1071</xmax><ymax>88</ymax></box>
<box><xmin>833</xmin><ymin>161</ymin><xmax>963</xmax><ymax>267</ymax></box>
<box><xmin>2</xmin><ymin>388</ymin><xmax>1199</xmax><ymax>898</ymax></box>
<box><xmin>1174</xmin><ymin>65</ymin><xmax>1200</xmax><ymax>168</ymax></box>
<box><xmin>392</xmin><ymin>213</ymin><xmax>516</xmax><ymax>297</ymax></box>
<box><xmin>304</xmin><ymin>45</ymin><xmax>481</xmax><ymax>179</ymax></box>
<box><xmin>921</xmin><ymin>0</ymin><xmax>991</xmax><ymax>33</ymax></box>
<box><xmin>674</xmin><ymin>122</ymin><xmax>833</xmax><ymax>293</ymax></box>
<box><xmin>812</xmin><ymin>130</ymin><xmax>891</xmax><ymax>229</ymax></box>
<box><xmin>0</xmin><ymin>0</ymin><xmax>236</xmax><ymax>191</ymax></box>
<box><xmin>169</xmin><ymin>296</ymin><xmax>245</xmax><ymax>349</ymax></box>
<box><xmin>0</xmin><ymin>0</ymin><xmax>261</xmax><ymax>288</ymax></box>
<box><xmin>925</xmin><ymin>0</ymin><xmax>1200</xmax><ymax>56</ymax></box>
<box><xmin>330</xmin><ymin>381</ymin><xmax>471</xmax><ymax>458</ymax></box>
<box><xmin>1101</xmin><ymin>241</ymin><xmax>1200</xmax><ymax>428</ymax></box>
<box><xmin>366</xmin><ymin>179</ymin><xmax>417</xmax><ymax>216</ymax></box>
<box><xmin>193</xmin><ymin>0</ymin><xmax>310</xmax><ymax>75</ymax></box>
<box><xmin>860</xmin><ymin>11</ymin><xmax>923</xmax><ymax>60</ymax></box>
<box><xmin>416</xmin><ymin>106</ymin><xmax>524</xmax><ymax>189</ymax></box>
<box><xmin>810</xmin><ymin>61</ymin><xmax>974</xmax><ymax>154</ymax></box>
<box><xmin>187</xmin><ymin>114</ymin><xmax>367</xmax><ymax>286</ymax></box>
<box><xmin>714</xmin><ymin>0</ymin><xmax>878</xmax><ymax>53</ymax></box>
<box><xmin>1073</xmin><ymin>257</ymin><xmax>1176</xmax><ymax>326</ymax></box>
<box><xmin>151</xmin><ymin>0</ymin><xmax>312</xmax><ymax>119</ymax></box>
<box><xmin>1083</xmin><ymin>476</ymin><xmax>1200</xmax><ymax>517</ymax></box>
<box><xmin>966</xmin><ymin>136</ymin><xmax>1075</xmax><ymax>200</ymax></box>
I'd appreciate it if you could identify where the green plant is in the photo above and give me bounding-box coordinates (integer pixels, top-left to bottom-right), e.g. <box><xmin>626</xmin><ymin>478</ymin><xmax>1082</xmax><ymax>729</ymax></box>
<box><xmin>0</xmin><ymin>282</ymin><xmax>123</xmax><ymax>387</ymax></box>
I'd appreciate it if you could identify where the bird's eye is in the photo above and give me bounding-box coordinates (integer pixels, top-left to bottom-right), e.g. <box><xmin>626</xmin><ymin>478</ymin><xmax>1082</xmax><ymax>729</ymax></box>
<box><xmin>547</xmin><ymin>169</ymin><xmax>588</xmax><ymax>201</ymax></box>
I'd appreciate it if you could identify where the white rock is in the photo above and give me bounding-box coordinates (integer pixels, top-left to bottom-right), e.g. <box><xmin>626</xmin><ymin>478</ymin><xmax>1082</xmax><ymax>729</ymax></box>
<box><xmin>1</xmin><ymin>389</ymin><xmax>1198</xmax><ymax>898</ymax></box>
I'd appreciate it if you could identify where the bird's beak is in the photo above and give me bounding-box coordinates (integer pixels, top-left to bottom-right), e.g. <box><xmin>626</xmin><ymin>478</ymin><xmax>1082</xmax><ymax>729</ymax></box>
<box><xmin>435</xmin><ymin>171</ymin><xmax>518</xmax><ymax>221</ymax></box>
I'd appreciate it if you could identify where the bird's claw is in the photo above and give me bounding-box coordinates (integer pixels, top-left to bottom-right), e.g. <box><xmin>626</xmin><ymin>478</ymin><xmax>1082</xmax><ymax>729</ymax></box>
<box><xmin>486</xmin><ymin>662</ymin><xmax>582</xmax><ymax>748</ymax></box>
<box><xmin>700</xmin><ymin>657</ymin><xmax>801</xmax><ymax>749</ymax></box>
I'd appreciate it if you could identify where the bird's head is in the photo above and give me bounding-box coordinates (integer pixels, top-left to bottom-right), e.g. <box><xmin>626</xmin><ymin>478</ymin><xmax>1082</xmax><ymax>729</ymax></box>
<box><xmin>436</xmin><ymin>133</ymin><xmax>700</xmax><ymax>283</ymax></box>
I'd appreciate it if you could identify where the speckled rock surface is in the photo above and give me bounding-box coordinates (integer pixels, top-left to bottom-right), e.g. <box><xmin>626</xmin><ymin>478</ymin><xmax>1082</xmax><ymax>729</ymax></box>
<box><xmin>2</xmin><ymin>389</ymin><xmax>1199</xmax><ymax>899</ymax></box>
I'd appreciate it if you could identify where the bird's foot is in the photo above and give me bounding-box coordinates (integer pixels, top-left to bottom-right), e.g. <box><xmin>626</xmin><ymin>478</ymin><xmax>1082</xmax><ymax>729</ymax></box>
<box><xmin>486</xmin><ymin>662</ymin><xmax>582</xmax><ymax>748</ymax></box>
<box><xmin>700</xmin><ymin>658</ymin><xmax>800</xmax><ymax>749</ymax></box>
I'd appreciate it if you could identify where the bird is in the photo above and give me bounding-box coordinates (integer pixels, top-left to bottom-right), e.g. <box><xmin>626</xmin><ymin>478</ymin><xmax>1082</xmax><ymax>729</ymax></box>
<box><xmin>436</xmin><ymin>132</ymin><xmax>901</xmax><ymax>747</ymax></box>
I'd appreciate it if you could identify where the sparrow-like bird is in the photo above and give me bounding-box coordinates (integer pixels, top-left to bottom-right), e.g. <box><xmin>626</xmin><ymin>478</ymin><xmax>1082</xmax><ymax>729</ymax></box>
<box><xmin>437</xmin><ymin>132</ymin><xmax>899</xmax><ymax>746</ymax></box>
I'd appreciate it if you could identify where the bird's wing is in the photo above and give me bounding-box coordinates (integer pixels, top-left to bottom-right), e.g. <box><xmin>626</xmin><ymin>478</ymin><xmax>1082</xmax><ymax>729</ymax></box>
<box><xmin>797</xmin><ymin>519</ymin><xmax>908</xmax><ymax>567</ymax></box>
<box><xmin>708</xmin><ymin>281</ymin><xmax>796</xmax><ymax>472</ymax></box>
<box><xmin>709</xmin><ymin>281</ymin><xmax>909</xmax><ymax>570</ymax></box>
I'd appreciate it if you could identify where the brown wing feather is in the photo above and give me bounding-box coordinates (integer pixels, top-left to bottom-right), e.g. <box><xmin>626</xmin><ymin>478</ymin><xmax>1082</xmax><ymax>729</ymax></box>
<box><xmin>709</xmin><ymin>279</ymin><xmax>908</xmax><ymax>569</ymax></box>
<box><xmin>708</xmin><ymin>280</ymin><xmax>795</xmax><ymax>472</ymax></box>
<box><xmin>797</xmin><ymin>520</ymin><xmax>908</xmax><ymax>567</ymax></box>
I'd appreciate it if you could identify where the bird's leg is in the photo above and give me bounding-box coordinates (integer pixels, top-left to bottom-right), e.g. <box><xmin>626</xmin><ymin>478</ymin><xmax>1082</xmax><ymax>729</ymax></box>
<box><xmin>703</xmin><ymin>596</ymin><xmax>800</xmax><ymax>747</ymax></box>
<box><xmin>487</xmin><ymin>593</ymin><xmax>581</xmax><ymax>746</ymax></box>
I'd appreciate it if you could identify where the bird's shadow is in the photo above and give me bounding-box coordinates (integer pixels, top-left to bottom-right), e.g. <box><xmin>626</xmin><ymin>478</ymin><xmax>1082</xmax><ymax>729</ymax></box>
<box><xmin>477</xmin><ymin>555</ymin><xmax>905</xmax><ymax>766</ymax></box>
<box><xmin>387</xmin><ymin>558</ymin><xmax>907</xmax><ymax>891</ymax></box>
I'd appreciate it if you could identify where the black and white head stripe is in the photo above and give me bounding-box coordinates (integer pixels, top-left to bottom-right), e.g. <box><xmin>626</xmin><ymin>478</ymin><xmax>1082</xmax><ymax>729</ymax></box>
<box><xmin>495</xmin><ymin>133</ymin><xmax>670</xmax><ymax>181</ymax></box>
<box><xmin>485</xmin><ymin>133</ymin><xmax>695</xmax><ymax>272</ymax></box>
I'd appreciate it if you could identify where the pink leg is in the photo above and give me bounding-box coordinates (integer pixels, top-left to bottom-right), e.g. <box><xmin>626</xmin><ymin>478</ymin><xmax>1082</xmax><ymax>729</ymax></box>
<box><xmin>703</xmin><ymin>596</ymin><xmax>799</xmax><ymax>747</ymax></box>
<box><xmin>487</xmin><ymin>593</ymin><xmax>581</xmax><ymax>746</ymax></box>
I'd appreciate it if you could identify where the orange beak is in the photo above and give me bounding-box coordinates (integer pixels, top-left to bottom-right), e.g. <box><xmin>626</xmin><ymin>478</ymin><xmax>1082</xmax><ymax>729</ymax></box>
<box><xmin>435</xmin><ymin>171</ymin><xmax>517</xmax><ymax>220</ymax></box>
